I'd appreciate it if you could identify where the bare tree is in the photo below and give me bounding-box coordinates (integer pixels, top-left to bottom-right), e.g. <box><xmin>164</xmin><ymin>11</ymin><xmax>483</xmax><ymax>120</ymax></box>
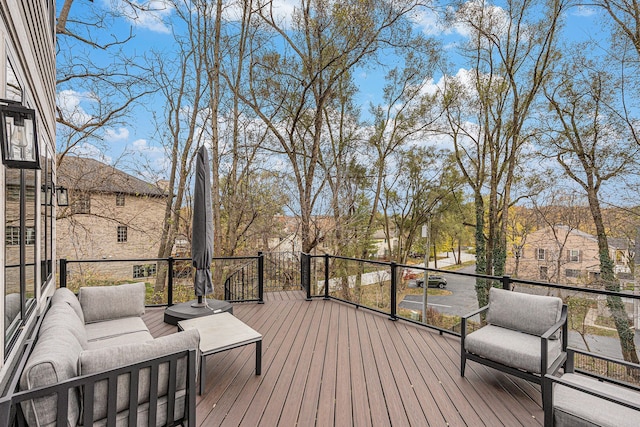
<box><xmin>542</xmin><ymin>49</ymin><xmax>640</xmax><ymax>363</ymax></box>
<box><xmin>442</xmin><ymin>0</ymin><xmax>568</xmax><ymax>307</ymax></box>
<box><xmin>56</xmin><ymin>0</ymin><xmax>156</xmax><ymax>164</ymax></box>
<box><xmin>237</xmin><ymin>0</ymin><xmax>430</xmax><ymax>253</ymax></box>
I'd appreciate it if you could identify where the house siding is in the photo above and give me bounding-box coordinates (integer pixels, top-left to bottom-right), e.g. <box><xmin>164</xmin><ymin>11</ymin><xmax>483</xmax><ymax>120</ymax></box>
<box><xmin>0</xmin><ymin>0</ymin><xmax>57</xmax><ymax>379</ymax></box>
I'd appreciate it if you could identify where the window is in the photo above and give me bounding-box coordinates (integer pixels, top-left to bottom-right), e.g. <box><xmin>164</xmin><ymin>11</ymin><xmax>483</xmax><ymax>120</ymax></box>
<box><xmin>116</xmin><ymin>193</ymin><xmax>125</xmax><ymax>206</ymax></box>
<box><xmin>25</xmin><ymin>227</ymin><xmax>36</xmax><ymax>245</ymax></box>
<box><xmin>5</xmin><ymin>167</ymin><xmax>37</xmax><ymax>355</ymax></box>
<box><xmin>133</xmin><ymin>264</ymin><xmax>156</xmax><ymax>279</ymax></box>
<box><xmin>568</xmin><ymin>249</ymin><xmax>580</xmax><ymax>262</ymax></box>
<box><xmin>72</xmin><ymin>192</ymin><xmax>90</xmax><ymax>214</ymax></box>
<box><xmin>539</xmin><ymin>266</ymin><xmax>548</xmax><ymax>280</ymax></box>
<box><xmin>537</xmin><ymin>248</ymin><xmax>546</xmax><ymax>260</ymax></box>
<box><xmin>566</xmin><ymin>269</ymin><xmax>581</xmax><ymax>278</ymax></box>
<box><xmin>117</xmin><ymin>226</ymin><xmax>128</xmax><ymax>243</ymax></box>
<box><xmin>5</xmin><ymin>226</ymin><xmax>19</xmax><ymax>245</ymax></box>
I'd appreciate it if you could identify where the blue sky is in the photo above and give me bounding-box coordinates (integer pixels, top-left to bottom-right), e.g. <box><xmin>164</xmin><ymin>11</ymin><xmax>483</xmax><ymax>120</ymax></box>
<box><xmin>57</xmin><ymin>0</ymin><xmax>602</xmax><ymax>180</ymax></box>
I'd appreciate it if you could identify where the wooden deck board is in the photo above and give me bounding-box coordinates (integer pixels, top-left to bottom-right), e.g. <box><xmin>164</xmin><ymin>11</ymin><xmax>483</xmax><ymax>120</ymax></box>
<box><xmin>143</xmin><ymin>291</ymin><xmax>544</xmax><ymax>426</ymax></box>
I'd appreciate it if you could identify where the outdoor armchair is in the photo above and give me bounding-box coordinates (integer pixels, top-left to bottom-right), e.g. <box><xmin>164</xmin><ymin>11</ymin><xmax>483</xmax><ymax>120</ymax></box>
<box><xmin>460</xmin><ymin>287</ymin><xmax>568</xmax><ymax>411</ymax></box>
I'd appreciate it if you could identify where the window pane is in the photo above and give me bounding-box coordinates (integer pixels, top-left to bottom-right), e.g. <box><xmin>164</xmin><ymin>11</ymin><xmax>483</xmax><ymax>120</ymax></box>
<box><xmin>25</xmin><ymin>170</ymin><xmax>36</xmax><ymax>312</ymax></box>
<box><xmin>5</xmin><ymin>169</ymin><xmax>21</xmax><ymax>350</ymax></box>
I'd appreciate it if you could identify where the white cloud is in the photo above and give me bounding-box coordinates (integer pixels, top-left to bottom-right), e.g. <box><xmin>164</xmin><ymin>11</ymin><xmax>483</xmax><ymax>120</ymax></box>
<box><xmin>74</xmin><ymin>143</ymin><xmax>113</xmax><ymax>164</ymax></box>
<box><xmin>56</xmin><ymin>89</ymin><xmax>95</xmax><ymax>127</ymax></box>
<box><xmin>107</xmin><ymin>0</ymin><xmax>174</xmax><ymax>34</ymax></box>
<box><xmin>572</xmin><ymin>6</ymin><xmax>596</xmax><ymax>17</ymax></box>
<box><xmin>104</xmin><ymin>127</ymin><xmax>130</xmax><ymax>141</ymax></box>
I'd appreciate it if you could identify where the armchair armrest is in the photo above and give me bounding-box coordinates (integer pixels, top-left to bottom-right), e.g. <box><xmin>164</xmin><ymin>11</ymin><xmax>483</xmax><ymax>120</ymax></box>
<box><xmin>79</xmin><ymin>282</ymin><xmax>146</xmax><ymax>323</ymax></box>
<box><xmin>461</xmin><ymin>305</ymin><xmax>489</xmax><ymax>340</ymax></box>
<box><xmin>540</xmin><ymin>305</ymin><xmax>568</xmax><ymax>375</ymax></box>
<box><xmin>544</xmin><ymin>374</ymin><xmax>640</xmax><ymax>412</ymax></box>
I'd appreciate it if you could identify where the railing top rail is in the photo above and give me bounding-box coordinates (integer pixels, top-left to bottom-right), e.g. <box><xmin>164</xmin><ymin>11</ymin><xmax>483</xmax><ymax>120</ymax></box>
<box><xmin>61</xmin><ymin>255</ymin><xmax>261</xmax><ymax>264</ymax></box>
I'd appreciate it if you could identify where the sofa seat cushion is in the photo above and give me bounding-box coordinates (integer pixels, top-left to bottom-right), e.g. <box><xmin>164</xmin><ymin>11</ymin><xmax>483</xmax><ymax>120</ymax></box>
<box><xmin>79</xmin><ymin>282</ymin><xmax>146</xmax><ymax>323</ymax></box>
<box><xmin>91</xmin><ymin>390</ymin><xmax>187</xmax><ymax>427</ymax></box>
<box><xmin>86</xmin><ymin>331</ymin><xmax>154</xmax><ymax>350</ymax></box>
<box><xmin>20</xmin><ymin>327</ymin><xmax>83</xmax><ymax>427</ymax></box>
<box><xmin>487</xmin><ymin>288</ymin><xmax>563</xmax><ymax>337</ymax></box>
<box><xmin>78</xmin><ymin>329</ymin><xmax>200</xmax><ymax>422</ymax></box>
<box><xmin>464</xmin><ymin>325</ymin><xmax>562</xmax><ymax>373</ymax></box>
<box><xmin>554</xmin><ymin>373</ymin><xmax>640</xmax><ymax>427</ymax></box>
<box><xmin>84</xmin><ymin>317</ymin><xmax>151</xmax><ymax>342</ymax></box>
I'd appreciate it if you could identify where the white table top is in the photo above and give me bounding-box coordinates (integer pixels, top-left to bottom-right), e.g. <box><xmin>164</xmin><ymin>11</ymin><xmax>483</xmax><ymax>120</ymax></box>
<box><xmin>178</xmin><ymin>312</ymin><xmax>262</xmax><ymax>355</ymax></box>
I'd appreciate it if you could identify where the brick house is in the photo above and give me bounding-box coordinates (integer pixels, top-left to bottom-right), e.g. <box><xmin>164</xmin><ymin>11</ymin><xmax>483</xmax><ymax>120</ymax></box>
<box><xmin>507</xmin><ymin>225</ymin><xmax>632</xmax><ymax>285</ymax></box>
<box><xmin>56</xmin><ymin>156</ymin><xmax>168</xmax><ymax>282</ymax></box>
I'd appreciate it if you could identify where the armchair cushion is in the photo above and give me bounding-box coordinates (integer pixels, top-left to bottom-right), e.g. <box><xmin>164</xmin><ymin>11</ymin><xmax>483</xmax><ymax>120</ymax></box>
<box><xmin>79</xmin><ymin>282</ymin><xmax>146</xmax><ymax>323</ymax></box>
<box><xmin>486</xmin><ymin>287</ymin><xmax>563</xmax><ymax>337</ymax></box>
<box><xmin>464</xmin><ymin>324</ymin><xmax>562</xmax><ymax>373</ymax></box>
<box><xmin>553</xmin><ymin>373</ymin><xmax>640</xmax><ymax>427</ymax></box>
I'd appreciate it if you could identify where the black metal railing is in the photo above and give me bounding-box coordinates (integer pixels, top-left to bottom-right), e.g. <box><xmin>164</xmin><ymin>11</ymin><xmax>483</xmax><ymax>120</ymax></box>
<box><xmin>59</xmin><ymin>254</ymin><xmax>267</xmax><ymax>306</ymax></box>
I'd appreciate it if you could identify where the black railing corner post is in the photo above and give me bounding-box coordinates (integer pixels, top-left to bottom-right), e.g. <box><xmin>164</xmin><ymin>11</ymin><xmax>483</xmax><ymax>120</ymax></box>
<box><xmin>167</xmin><ymin>256</ymin><xmax>174</xmax><ymax>306</ymax></box>
<box><xmin>302</xmin><ymin>253</ymin><xmax>312</xmax><ymax>301</ymax></box>
<box><xmin>502</xmin><ymin>275</ymin><xmax>511</xmax><ymax>291</ymax></box>
<box><xmin>324</xmin><ymin>254</ymin><xmax>330</xmax><ymax>300</ymax></box>
<box><xmin>258</xmin><ymin>252</ymin><xmax>264</xmax><ymax>304</ymax></box>
<box><xmin>59</xmin><ymin>258</ymin><xmax>67</xmax><ymax>288</ymax></box>
<box><xmin>389</xmin><ymin>262</ymin><xmax>398</xmax><ymax>321</ymax></box>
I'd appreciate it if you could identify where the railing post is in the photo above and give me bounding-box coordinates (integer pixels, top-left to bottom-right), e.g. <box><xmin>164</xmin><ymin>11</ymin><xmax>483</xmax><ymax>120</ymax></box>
<box><xmin>390</xmin><ymin>262</ymin><xmax>398</xmax><ymax>321</ymax></box>
<box><xmin>167</xmin><ymin>257</ymin><xmax>174</xmax><ymax>306</ymax></box>
<box><xmin>502</xmin><ymin>275</ymin><xmax>511</xmax><ymax>291</ymax></box>
<box><xmin>324</xmin><ymin>254</ymin><xmax>330</xmax><ymax>300</ymax></box>
<box><xmin>302</xmin><ymin>253</ymin><xmax>312</xmax><ymax>301</ymax></box>
<box><xmin>258</xmin><ymin>252</ymin><xmax>264</xmax><ymax>304</ymax></box>
<box><xmin>59</xmin><ymin>258</ymin><xmax>67</xmax><ymax>288</ymax></box>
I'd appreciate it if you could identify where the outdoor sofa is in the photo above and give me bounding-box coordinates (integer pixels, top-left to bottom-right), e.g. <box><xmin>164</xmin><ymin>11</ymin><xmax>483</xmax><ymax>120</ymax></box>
<box><xmin>460</xmin><ymin>287</ymin><xmax>568</xmax><ymax>410</ymax></box>
<box><xmin>0</xmin><ymin>282</ymin><xmax>199</xmax><ymax>427</ymax></box>
<box><xmin>543</xmin><ymin>348</ymin><xmax>640</xmax><ymax>426</ymax></box>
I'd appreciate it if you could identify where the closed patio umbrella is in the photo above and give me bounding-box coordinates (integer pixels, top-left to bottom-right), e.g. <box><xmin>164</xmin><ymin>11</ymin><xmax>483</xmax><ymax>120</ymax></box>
<box><xmin>192</xmin><ymin>145</ymin><xmax>213</xmax><ymax>306</ymax></box>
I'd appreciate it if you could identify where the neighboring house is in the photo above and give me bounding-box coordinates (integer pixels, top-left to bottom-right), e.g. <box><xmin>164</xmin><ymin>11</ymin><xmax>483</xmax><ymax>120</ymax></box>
<box><xmin>371</xmin><ymin>228</ymin><xmax>399</xmax><ymax>260</ymax></box>
<box><xmin>0</xmin><ymin>2</ymin><xmax>57</xmax><ymax>384</ymax></box>
<box><xmin>266</xmin><ymin>215</ymin><xmax>334</xmax><ymax>255</ymax></box>
<box><xmin>507</xmin><ymin>225</ymin><xmax>632</xmax><ymax>285</ymax></box>
<box><xmin>56</xmin><ymin>156</ymin><xmax>169</xmax><ymax>281</ymax></box>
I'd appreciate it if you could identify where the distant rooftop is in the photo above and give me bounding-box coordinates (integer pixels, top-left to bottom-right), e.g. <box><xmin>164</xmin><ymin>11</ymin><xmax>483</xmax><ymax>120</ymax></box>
<box><xmin>57</xmin><ymin>156</ymin><xmax>168</xmax><ymax>198</ymax></box>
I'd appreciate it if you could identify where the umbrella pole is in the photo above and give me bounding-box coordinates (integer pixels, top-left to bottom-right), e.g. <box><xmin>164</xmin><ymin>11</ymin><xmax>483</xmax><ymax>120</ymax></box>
<box><xmin>191</xmin><ymin>295</ymin><xmax>206</xmax><ymax>308</ymax></box>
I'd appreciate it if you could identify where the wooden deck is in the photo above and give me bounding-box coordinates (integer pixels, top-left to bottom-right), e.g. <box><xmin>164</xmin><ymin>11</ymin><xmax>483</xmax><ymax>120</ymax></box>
<box><xmin>143</xmin><ymin>291</ymin><xmax>544</xmax><ymax>426</ymax></box>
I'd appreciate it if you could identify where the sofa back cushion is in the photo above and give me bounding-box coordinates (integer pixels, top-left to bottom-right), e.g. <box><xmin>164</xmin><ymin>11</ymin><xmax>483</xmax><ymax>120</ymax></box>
<box><xmin>78</xmin><ymin>329</ymin><xmax>200</xmax><ymax>422</ymax></box>
<box><xmin>39</xmin><ymin>302</ymin><xmax>88</xmax><ymax>349</ymax></box>
<box><xmin>79</xmin><ymin>282</ymin><xmax>146</xmax><ymax>323</ymax></box>
<box><xmin>51</xmin><ymin>287</ymin><xmax>85</xmax><ymax>323</ymax></box>
<box><xmin>20</xmin><ymin>327</ymin><xmax>83</xmax><ymax>427</ymax></box>
<box><xmin>486</xmin><ymin>287</ymin><xmax>563</xmax><ymax>337</ymax></box>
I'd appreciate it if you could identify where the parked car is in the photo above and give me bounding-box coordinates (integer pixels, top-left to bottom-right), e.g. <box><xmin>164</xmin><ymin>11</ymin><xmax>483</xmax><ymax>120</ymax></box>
<box><xmin>416</xmin><ymin>275</ymin><xmax>447</xmax><ymax>289</ymax></box>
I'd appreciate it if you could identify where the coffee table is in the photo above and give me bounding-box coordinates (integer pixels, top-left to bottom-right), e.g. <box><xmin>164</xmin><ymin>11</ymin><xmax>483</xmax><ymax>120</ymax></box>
<box><xmin>178</xmin><ymin>312</ymin><xmax>262</xmax><ymax>394</ymax></box>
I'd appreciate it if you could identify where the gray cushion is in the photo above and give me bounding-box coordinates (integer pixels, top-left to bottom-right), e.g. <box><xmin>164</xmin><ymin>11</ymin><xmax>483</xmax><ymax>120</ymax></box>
<box><xmin>40</xmin><ymin>302</ymin><xmax>88</xmax><ymax>349</ymax></box>
<box><xmin>84</xmin><ymin>317</ymin><xmax>150</xmax><ymax>342</ymax></box>
<box><xmin>78</xmin><ymin>329</ymin><xmax>200</xmax><ymax>422</ymax></box>
<box><xmin>487</xmin><ymin>287</ymin><xmax>562</xmax><ymax>337</ymax></box>
<box><xmin>79</xmin><ymin>282</ymin><xmax>146</xmax><ymax>323</ymax></box>
<box><xmin>5</xmin><ymin>292</ymin><xmax>21</xmax><ymax>326</ymax></box>
<box><xmin>554</xmin><ymin>373</ymin><xmax>640</xmax><ymax>427</ymax></box>
<box><xmin>20</xmin><ymin>327</ymin><xmax>83</xmax><ymax>427</ymax></box>
<box><xmin>86</xmin><ymin>331</ymin><xmax>154</xmax><ymax>350</ymax></box>
<box><xmin>464</xmin><ymin>324</ymin><xmax>562</xmax><ymax>373</ymax></box>
<box><xmin>51</xmin><ymin>287</ymin><xmax>85</xmax><ymax>323</ymax></box>
<box><xmin>91</xmin><ymin>390</ymin><xmax>187</xmax><ymax>427</ymax></box>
